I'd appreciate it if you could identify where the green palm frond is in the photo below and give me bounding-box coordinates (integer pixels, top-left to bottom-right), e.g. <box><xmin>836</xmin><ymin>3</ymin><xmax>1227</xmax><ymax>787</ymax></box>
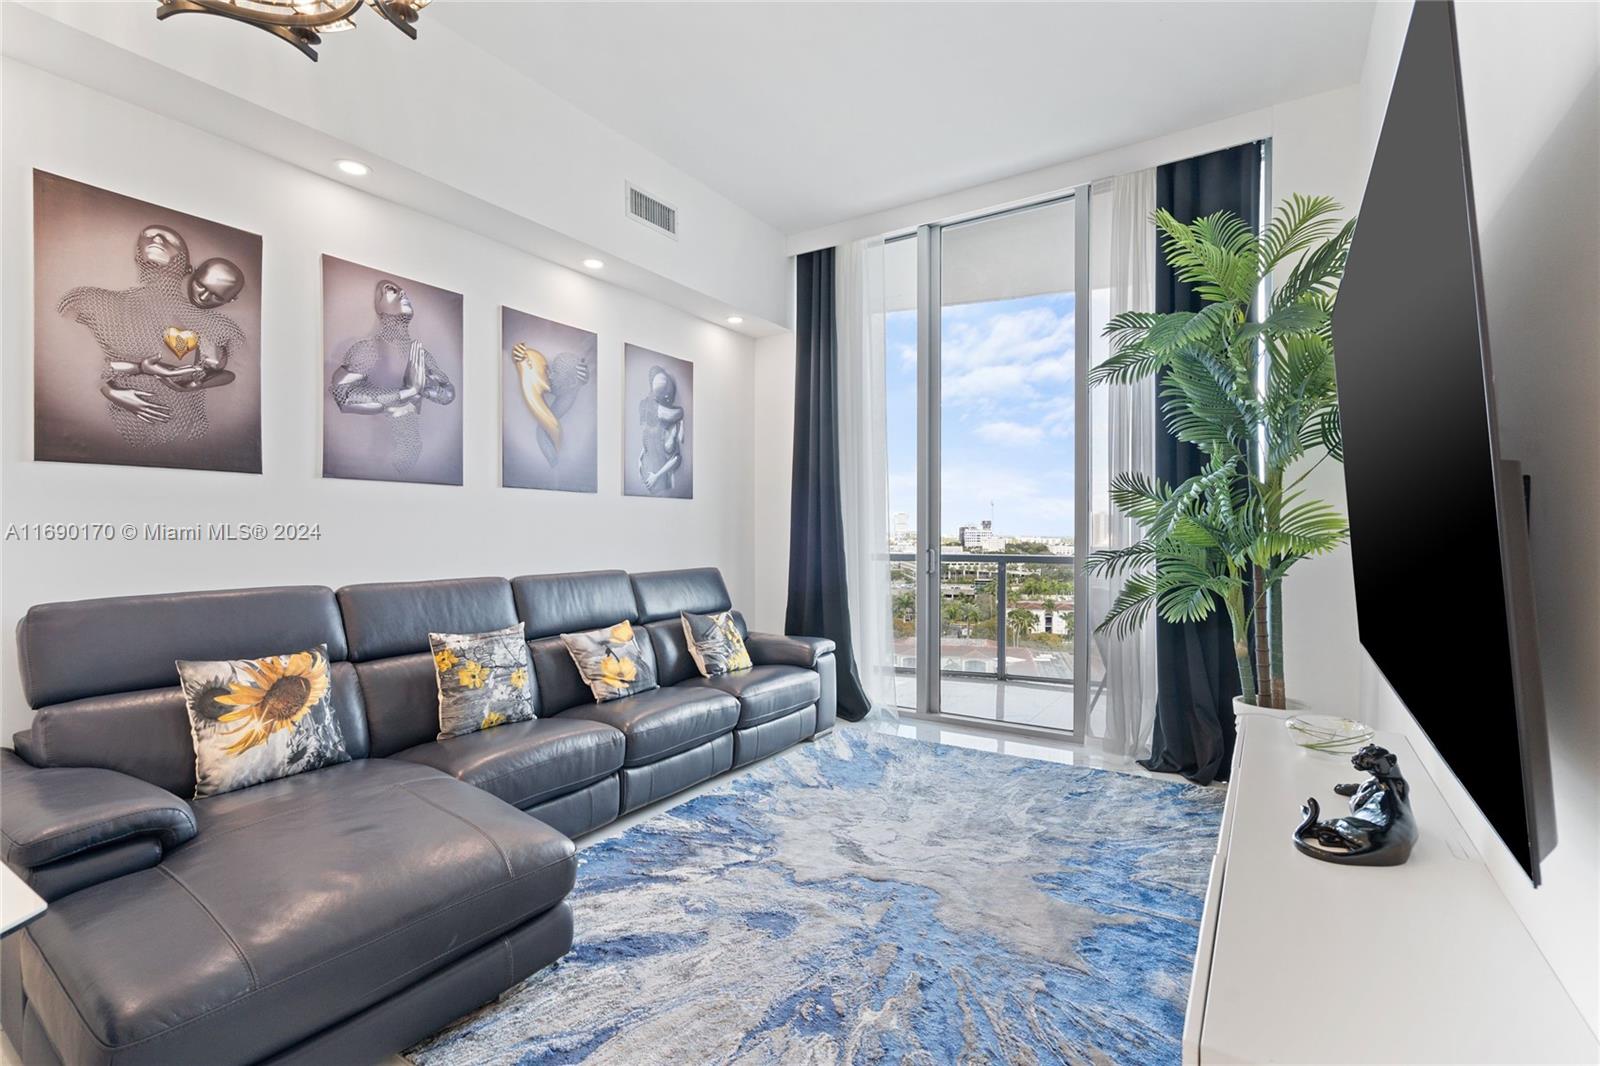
<box><xmin>1260</xmin><ymin>194</ymin><xmax>1343</xmax><ymax>273</ymax></box>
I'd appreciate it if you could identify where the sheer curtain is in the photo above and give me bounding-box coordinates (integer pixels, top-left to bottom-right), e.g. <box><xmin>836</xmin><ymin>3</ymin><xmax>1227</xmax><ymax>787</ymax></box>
<box><xmin>1087</xmin><ymin>169</ymin><xmax>1158</xmax><ymax>758</ymax></box>
<box><xmin>835</xmin><ymin>237</ymin><xmax>897</xmax><ymax>717</ymax></box>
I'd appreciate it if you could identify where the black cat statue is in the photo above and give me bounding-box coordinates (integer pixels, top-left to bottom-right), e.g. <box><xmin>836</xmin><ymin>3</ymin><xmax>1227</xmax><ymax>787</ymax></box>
<box><xmin>1292</xmin><ymin>744</ymin><xmax>1418</xmax><ymax>867</ymax></box>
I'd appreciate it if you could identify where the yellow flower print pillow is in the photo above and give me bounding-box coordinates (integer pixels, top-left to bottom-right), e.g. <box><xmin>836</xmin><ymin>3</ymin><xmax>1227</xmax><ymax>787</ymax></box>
<box><xmin>429</xmin><ymin>623</ymin><xmax>538</xmax><ymax>740</ymax></box>
<box><xmin>177</xmin><ymin>645</ymin><xmax>351</xmax><ymax>799</ymax></box>
<box><xmin>560</xmin><ymin>619</ymin><xmax>659</xmax><ymax>703</ymax></box>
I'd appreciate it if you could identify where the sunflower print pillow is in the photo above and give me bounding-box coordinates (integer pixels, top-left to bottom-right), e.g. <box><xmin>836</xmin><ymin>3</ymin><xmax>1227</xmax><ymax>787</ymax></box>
<box><xmin>681</xmin><ymin>609</ymin><xmax>753</xmax><ymax>678</ymax></box>
<box><xmin>177</xmin><ymin>645</ymin><xmax>351</xmax><ymax>799</ymax></box>
<box><xmin>560</xmin><ymin>620</ymin><xmax>658</xmax><ymax>703</ymax></box>
<box><xmin>430</xmin><ymin>623</ymin><xmax>537</xmax><ymax>739</ymax></box>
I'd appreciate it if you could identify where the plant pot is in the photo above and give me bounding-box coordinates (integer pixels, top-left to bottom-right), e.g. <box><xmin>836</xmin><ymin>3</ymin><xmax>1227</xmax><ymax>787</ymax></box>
<box><xmin>1232</xmin><ymin>695</ymin><xmax>1309</xmax><ymax>723</ymax></box>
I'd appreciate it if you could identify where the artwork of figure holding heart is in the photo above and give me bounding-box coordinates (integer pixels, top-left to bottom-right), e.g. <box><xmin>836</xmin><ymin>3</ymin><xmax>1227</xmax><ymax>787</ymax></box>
<box><xmin>34</xmin><ymin>171</ymin><xmax>263</xmax><ymax>472</ymax></box>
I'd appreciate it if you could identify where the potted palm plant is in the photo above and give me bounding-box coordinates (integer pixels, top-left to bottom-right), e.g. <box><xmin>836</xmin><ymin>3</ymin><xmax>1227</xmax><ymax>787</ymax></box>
<box><xmin>1087</xmin><ymin>194</ymin><xmax>1352</xmax><ymax>714</ymax></box>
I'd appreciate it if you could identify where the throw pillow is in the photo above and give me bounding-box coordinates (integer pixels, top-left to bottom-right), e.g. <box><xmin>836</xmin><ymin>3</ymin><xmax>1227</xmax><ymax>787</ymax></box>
<box><xmin>681</xmin><ymin>609</ymin><xmax>753</xmax><ymax>678</ymax></box>
<box><xmin>560</xmin><ymin>620</ymin><xmax>658</xmax><ymax>703</ymax></box>
<box><xmin>177</xmin><ymin>644</ymin><xmax>351</xmax><ymax>799</ymax></box>
<box><xmin>430</xmin><ymin>623</ymin><xmax>537</xmax><ymax>739</ymax></box>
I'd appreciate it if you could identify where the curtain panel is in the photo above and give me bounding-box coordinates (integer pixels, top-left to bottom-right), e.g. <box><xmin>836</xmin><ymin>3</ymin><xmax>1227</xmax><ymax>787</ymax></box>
<box><xmin>1141</xmin><ymin>141</ymin><xmax>1264</xmax><ymax>784</ymax></box>
<box><xmin>786</xmin><ymin>247</ymin><xmax>872</xmax><ymax>721</ymax></box>
<box><xmin>1086</xmin><ymin>169</ymin><xmax>1159</xmax><ymax>760</ymax></box>
<box><xmin>835</xmin><ymin>238</ymin><xmax>897</xmax><ymax>716</ymax></box>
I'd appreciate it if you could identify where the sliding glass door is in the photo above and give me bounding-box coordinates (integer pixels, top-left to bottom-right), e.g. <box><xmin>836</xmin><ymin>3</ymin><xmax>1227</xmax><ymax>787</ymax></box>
<box><xmin>886</xmin><ymin>190</ymin><xmax>1092</xmax><ymax>739</ymax></box>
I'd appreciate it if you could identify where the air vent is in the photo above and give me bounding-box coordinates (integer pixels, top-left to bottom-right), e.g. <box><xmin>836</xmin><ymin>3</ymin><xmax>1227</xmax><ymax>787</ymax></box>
<box><xmin>626</xmin><ymin>183</ymin><xmax>678</xmax><ymax>239</ymax></box>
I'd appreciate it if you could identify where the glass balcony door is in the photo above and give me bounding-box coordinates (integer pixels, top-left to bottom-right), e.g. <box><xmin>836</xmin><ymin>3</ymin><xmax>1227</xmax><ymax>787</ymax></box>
<box><xmin>889</xmin><ymin>192</ymin><xmax>1092</xmax><ymax>738</ymax></box>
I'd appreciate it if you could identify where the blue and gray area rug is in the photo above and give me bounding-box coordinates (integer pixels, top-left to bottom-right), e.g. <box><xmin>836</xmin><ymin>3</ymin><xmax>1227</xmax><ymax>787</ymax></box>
<box><xmin>408</xmin><ymin>727</ymin><xmax>1225</xmax><ymax>1066</ymax></box>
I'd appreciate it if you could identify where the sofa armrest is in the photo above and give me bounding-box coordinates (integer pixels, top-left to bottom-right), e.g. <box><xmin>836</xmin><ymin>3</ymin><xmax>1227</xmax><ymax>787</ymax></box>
<box><xmin>1</xmin><ymin>748</ymin><xmax>196</xmax><ymax>870</ymax></box>
<box><xmin>746</xmin><ymin>633</ymin><xmax>836</xmax><ymax>669</ymax></box>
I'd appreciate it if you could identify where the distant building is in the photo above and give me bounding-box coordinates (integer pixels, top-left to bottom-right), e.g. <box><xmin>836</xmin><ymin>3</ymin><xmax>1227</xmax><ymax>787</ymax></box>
<box><xmin>893</xmin><ymin>512</ymin><xmax>909</xmax><ymax>537</ymax></box>
<box><xmin>957</xmin><ymin>520</ymin><xmax>1005</xmax><ymax>552</ymax></box>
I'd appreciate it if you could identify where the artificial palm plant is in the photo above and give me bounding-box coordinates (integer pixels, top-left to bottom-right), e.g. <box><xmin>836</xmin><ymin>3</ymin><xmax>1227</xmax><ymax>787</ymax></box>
<box><xmin>1087</xmin><ymin>194</ymin><xmax>1353</xmax><ymax>710</ymax></box>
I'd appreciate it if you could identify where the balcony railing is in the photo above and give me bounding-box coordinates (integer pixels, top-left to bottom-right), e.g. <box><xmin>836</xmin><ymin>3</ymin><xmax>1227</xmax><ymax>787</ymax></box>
<box><xmin>888</xmin><ymin>551</ymin><xmax>1074</xmax><ymax>687</ymax></box>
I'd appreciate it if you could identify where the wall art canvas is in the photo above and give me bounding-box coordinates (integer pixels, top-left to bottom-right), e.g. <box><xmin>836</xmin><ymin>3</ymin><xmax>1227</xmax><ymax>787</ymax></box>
<box><xmin>33</xmin><ymin>170</ymin><xmax>263</xmax><ymax>473</ymax></box>
<box><xmin>622</xmin><ymin>343</ymin><xmax>693</xmax><ymax>499</ymax></box>
<box><xmin>322</xmin><ymin>255</ymin><xmax>463</xmax><ymax>485</ymax></box>
<box><xmin>501</xmin><ymin>306</ymin><xmax>598</xmax><ymax>493</ymax></box>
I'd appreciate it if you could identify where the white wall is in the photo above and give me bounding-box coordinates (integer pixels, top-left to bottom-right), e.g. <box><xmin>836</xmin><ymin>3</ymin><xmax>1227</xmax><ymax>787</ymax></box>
<box><xmin>1355</xmin><ymin>1</ymin><xmax>1600</xmax><ymax>1036</ymax></box>
<box><xmin>748</xmin><ymin>331</ymin><xmax>796</xmax><ymax>634</ymax></box>
<box><xmin>0</xmin><ymin>60</ymin><xmax>758</xmax><ymax>740</ymax></box>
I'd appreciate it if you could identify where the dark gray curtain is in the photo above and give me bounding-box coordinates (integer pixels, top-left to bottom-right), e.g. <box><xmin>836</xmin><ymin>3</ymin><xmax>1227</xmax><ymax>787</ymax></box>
<box><xmin>1140</xmin><ymin>142</ymin><xmax>1263</xmax><ymax>784</ymax></box>
<box><xmin>786</xmin><ymin>248</ymin><xmax>871</xmax><ymax>721</ymax></box>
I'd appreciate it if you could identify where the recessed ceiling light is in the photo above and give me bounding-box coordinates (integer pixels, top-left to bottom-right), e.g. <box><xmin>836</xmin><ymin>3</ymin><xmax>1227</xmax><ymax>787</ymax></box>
<box><xmin>334</xmin><ymin>159</ymin><xmax>370</xmax><ymax>177</ymax></box>
<box><xmin>582</xmin><ymin>258</ymin><xmax>605</xmax><ymax>270</ymax></box>
<box><xmin>726</xmin><ymin>315</ymin><xmax>744</xmax><ymax>325</ymax></box>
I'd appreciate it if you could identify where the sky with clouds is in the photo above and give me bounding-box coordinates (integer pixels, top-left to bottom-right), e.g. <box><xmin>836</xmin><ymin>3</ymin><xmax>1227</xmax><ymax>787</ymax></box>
<box><xmin>886</xmin><ymin>291</ymin><xmax>1076</xmax><ymax>539</ymax></box>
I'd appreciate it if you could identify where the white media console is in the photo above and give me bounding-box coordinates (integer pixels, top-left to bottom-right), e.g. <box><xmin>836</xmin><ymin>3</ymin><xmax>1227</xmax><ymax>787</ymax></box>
<box><xmin>1184</xmin><ymin>711</ymin><xmax>1598</xmax><ymax>1064</ymax></box>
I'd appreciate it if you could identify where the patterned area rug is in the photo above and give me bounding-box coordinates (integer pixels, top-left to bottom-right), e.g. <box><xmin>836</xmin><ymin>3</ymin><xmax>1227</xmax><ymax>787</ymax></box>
<box><xmin>407</xmin><ymin>727</ymin><xmax>1225</xmax><ymax>1065</ymax></box>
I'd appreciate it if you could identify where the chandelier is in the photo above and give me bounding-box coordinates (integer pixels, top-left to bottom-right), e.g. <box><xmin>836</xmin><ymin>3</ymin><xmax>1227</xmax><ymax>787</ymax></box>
<box><xmin>156</xmin><ymin>0</ymin><xmax>431</xmax><ymax>62</ymax></box>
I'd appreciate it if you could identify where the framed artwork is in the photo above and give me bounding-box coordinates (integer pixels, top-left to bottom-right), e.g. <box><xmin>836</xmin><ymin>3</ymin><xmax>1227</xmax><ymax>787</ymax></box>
<box><xmin>622</xmin><ymin>343</ymin><xmax>693</xmax><ymax>499</ymax></box>
<box><xmin>321</xmin><ymin>255</ymin><xmax>463</xmax><ymax>485</ymax></box>
<box><xmin>501</xmin><ymin>307</ymin><xmax>598</xmax><ymax>493</ymax></box>
<box><xmin>33</xmin><ymin>170</ymin><xmax>263</xmax><ymax>473</ymax></box>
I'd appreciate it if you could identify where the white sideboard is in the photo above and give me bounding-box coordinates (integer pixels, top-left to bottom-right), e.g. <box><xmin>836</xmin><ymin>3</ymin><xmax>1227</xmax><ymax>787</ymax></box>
<box><xmin>1184</xmin><ymin>711</ymin><xmax>1598</xmax><ymax>1065</ymax></box>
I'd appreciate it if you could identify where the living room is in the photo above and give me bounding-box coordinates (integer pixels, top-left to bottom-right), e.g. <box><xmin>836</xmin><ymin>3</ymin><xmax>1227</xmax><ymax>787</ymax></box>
<box><xmin>0</xmin><ymin>2</ymin><xmax>1596</xmax><ymax>1064</ymax></box>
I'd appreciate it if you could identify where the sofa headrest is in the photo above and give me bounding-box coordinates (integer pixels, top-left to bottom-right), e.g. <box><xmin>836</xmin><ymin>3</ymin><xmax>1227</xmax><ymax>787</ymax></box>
<box><xmin>337</xmin><ymin>577</ymin><xmax>517</xmax><ymax>662</ymax></box>
<box><xmin>630</xmin><ymin>567</ymin><xmax>731</xmax><ymax>623</ymax></box>
<box><xmin>17</xmin><ymin>585</ymin><xmax>347</xmax><ymax>708</ymax></box>
<box><xmin>512</xmin><ymin>570</ymin><xmax>637</xmax><ymax>639</ymax></box>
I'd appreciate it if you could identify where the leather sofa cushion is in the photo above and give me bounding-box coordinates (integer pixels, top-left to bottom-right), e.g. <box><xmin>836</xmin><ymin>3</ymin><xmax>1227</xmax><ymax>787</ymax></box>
<box><xmin>19</xmin><ymin>663</ymin><xmax>370</xmax><ymax>797</ymax></box>
<box><xmin>560</xmin><ymin>686</ymin><xmax>739</xmax><ymax>767</ymax></box>
<box><xmin>390</xmin><ymin>717</ymin><xmax>624</xmax><ymax>809</ymax></box>
<box><xmin>338</xmin><ymin>577</ymin><xmax>518</xmax><ymax>662</ymax></box>
<box><xmin>20</xmin><ymin>759</ymin><xmax>574</xmax><ymax>1066</ymax></box>
<box><xmin>512</xmin><ymin>570</ymin><xmax>637</xmax><ymax>640</ymax></box>
<box><xmin>629</xmin><ymin>568</ymin><xmax>732</xmax><ymax>623</ymax></box>
<box><xmin>680</xmin><ymin>665</ymin><xmax>821</xmax><ymax>728</ymax></box>
<box><xmin>17</xmin><ymin>586</ymin><xmax>348</xmax><ymax>708</ymax></box>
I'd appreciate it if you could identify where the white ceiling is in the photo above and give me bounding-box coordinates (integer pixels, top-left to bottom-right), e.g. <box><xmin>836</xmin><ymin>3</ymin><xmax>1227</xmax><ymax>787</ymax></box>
<box><xmin>437</xmin><ymin>1</ymin><xmax>1377</xmax><ymax>235</ymax></box>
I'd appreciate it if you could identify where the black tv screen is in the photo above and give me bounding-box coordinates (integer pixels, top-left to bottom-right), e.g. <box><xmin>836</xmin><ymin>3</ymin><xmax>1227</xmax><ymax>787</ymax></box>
<box><xmin>1331</xmin><ymin>0</ymin><xmax>1555</xmax><ymax>883</ymax></box>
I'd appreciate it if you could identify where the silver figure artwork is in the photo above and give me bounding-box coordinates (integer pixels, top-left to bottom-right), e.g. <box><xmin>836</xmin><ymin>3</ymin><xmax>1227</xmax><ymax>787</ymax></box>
<box><xmin>329</xmin><ymin>279</ymin><xmax>456</xmax><ymax>476</ymax></box>
<box><xmin>58</xmin><ymin>224</ymin><xmax>247</xmax><ymax>449</ymax></box>
<box><xmin>622</xmin><ymin>343</ymin><xmax>692</xmax><ymax>499</ymax></box>
<box><xmin>637</xmin><ymin>364</ymin><xmax>684</xmax><ymax>495</ymax></box>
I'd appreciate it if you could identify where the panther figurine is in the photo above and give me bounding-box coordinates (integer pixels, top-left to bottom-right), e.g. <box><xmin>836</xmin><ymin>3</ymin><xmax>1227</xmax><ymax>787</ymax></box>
<box><xmin>1292</xmin><ymin>744</ymin><xmax>1417</xmax><ymax>866</ymax></box>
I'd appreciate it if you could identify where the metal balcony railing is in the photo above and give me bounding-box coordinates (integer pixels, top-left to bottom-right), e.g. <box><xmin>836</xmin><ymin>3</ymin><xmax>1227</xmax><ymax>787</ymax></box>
<box><xmin>888</xmin><ymin>551</ymin><xmax>1074</xmax><ymax>687</ymax></box>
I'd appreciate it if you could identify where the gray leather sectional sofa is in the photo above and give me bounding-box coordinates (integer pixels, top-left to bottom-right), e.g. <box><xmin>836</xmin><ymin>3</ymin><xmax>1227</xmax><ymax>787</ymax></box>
<box><xmin>0</xmin><ymin>567</ymin><xmax>836</xmax><ymax>1066</ymax></box>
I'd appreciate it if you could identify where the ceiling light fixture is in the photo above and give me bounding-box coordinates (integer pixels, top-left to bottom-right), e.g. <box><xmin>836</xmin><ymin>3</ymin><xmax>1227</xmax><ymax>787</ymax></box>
<box><xmin>582</xmin><ymin>258</ymin><xmax>605</xmax><ymax>271</ymax></box>
<box><xmin>155</xmin><ymin>0</ymin><xmax>432</xmax><ymax>62</ymax></box>
<box><xmin>335</xmin><ymin>159</ymin><xmax>371</xmax><ymax>177</ymax></box>
<box><xmin>726</xmin><ymin>316</ymin><xmax>744</xmax><ymax>325</ymax></box>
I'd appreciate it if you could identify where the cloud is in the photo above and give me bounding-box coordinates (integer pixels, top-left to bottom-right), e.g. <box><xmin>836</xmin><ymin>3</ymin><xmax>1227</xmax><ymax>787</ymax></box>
<box><xmin>976</xmin><ymin>421</ymin><xmax>1045</xmax><ymax>447</ymax></box>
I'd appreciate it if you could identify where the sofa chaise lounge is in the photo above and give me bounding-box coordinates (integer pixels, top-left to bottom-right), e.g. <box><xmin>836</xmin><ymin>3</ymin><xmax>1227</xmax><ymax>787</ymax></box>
<box><xmin>0</xmin><ymin>566</ymin><xmax>835</xmax><ymax>1066</ymax></box>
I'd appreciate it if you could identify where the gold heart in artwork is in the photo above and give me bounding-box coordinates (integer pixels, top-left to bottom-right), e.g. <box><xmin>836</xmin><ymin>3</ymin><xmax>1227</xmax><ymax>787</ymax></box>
<box><xmin>163</xmin><ymin>327</ymin><xmax>199</xmax><ymax>360</ymax></box>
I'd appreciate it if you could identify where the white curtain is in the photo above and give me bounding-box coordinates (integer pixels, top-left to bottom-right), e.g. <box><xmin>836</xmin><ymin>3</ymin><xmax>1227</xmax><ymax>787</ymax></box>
<box><xmin>1086</xmin><ymin>169</ymin><xmax>1158</xmax><ymax>758</ymax></box>
<box><xmin>835</xmin><ymin>237</ymin><xmax>897</xmax><ymax>717</ymax></box>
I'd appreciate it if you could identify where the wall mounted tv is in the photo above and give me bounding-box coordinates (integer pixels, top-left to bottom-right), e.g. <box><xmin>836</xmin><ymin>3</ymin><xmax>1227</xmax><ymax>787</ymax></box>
<box><xmin>1331</xmin><ymin>0</ymin><xmax>1556</xmax><ymax>884</ymax></box>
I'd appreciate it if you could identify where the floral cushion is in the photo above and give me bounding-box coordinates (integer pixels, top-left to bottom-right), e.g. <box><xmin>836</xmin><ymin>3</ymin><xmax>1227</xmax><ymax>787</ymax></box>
<box><xmin>430</xmin><ymin>623</ymin><xmax>538</xmax><ymax>739</ymax></box>
<box><xmin>681</xmin><ymin>609</ymin><xmax>752</xmax><ymax>678</ymax></box>
<box><xmin>559</xmin><ymin>620</ymin><xmax>658</xmax><ymax>703</ymax></box>
<box><xmin>177</xmin><ymin>645</ymin><xmax>351</xmax><ymax>799</ymax></box>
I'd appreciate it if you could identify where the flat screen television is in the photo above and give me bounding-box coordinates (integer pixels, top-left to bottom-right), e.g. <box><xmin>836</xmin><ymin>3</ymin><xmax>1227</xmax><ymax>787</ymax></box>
<box><xmin>1331</xmin><ymin>0</ymin><xmax>1556</xmax><ymax>884</ymax></box>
